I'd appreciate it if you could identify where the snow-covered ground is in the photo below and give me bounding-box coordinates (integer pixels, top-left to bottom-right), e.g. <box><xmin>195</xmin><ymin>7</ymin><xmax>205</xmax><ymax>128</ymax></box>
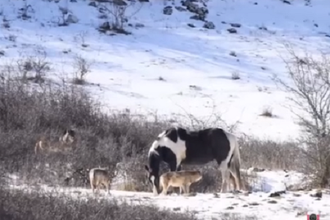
<box><xmin>1</xmin><ymin>0</ymin><xmax>330</xmax><ymax>219</ymax></box>
<box><xmin>6</xmin><ymin>170</ymin><xmax>330</xmax><ymax>220</ymax></box>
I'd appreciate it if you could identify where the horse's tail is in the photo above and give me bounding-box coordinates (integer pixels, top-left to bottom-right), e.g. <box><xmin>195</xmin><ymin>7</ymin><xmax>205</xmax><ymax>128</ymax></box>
<box><xmin>228</xmin><ymin>132</ymin><xmax>243</xmax><ymax>191</ymax></box>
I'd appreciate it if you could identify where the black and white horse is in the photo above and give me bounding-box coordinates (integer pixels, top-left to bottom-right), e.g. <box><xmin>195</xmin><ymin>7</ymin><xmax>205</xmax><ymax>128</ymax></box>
<box><xmin>144</xmin><ymin>126</ymin><xmax>242</xmax><ymax>195</ymax></box>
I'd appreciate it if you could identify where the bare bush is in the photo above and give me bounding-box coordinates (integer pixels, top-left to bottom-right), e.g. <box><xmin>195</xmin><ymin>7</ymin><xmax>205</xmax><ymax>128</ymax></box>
<box><xmin>0</xmin><ymin>63</ymin><xmax>170</xmax><ymax>188</ymax></box>
<box><xmin>239</xmin><ymin>136</ymin><xmax>303</xmax><ymax>171</ymax></box>
<box><xmin>97</xmin><ymin>0</ymin><xmax>143</xmax><ymax>35</ymax></box>
<box><xmin>259</xmin><ymin>106</ymin><xmax>273</xmax><ymax>117</ymax></box>
<box><xmin>273</xmin><ymin>45</ymin><xmax>330</xmax><ymax>187</ymax></box>
<box><xmin>15</xmin><ymin>48</ymin><xmax>51</xmax><ymax>83</ymax></box>
<box><xmin>172</xmin><ymin>97</ymin><xmax>240</xmax><ymax>133</ymax></box>
<box><xmin>72</xmin><ymin>55</ymin><xmax>91</xmax><ymax>85</ymax></box>
<box><xmin>231</xmin><ymin>71</ymin><xmax>240</xmax><ymax>80</ymax></box>
<box><xmin>18</xmin><ymin>3</ymin><xmax>34</xmax><ymax>20</ymax></box>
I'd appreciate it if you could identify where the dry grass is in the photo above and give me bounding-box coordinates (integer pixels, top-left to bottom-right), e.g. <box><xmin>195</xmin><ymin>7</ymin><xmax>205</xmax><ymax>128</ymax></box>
<box><xmin>0</xmin><ymin>187</ymin><xmax>197</xmax><ymax>220</ymax></box>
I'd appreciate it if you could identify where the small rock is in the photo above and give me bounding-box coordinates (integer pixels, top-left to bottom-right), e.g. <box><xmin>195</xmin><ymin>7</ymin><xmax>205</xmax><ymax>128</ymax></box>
<box><xmin>186</xmin><ymin>2</ymin><xmax>199</xmax><ymax>14</ymax></box>
<box><xmin>230</xmin><ymin>23</ymin><xmax>241</xmax><ymax>28</ymax></box>
<box><xmin>283</xmin><ymin>0</ymin><xmax>291</xmax><ymax>4</ymax></box>
<box><xmin>226</xmin><ymin>206</ymin><xmax>234</xmax><ymax>210</ymax></box>
<box><xmin>293</xmin><ymin>193</ymin><xmax>301</xmax><ymax>197</ymax></box>
<box><xmin>173</xmin><ymin>207</ymin><xmax>181</xmax><ymax>211</ymax></box>
<box><xmin>135</xmin><ymin>23</ymin><xmax>144</xmax><ymax>28</ymax></box>
<box><xmin>197</xmin><ymin>7</ymin><xmax>208</xmax><ymax>17</ymax></box>
<box><xmin>65</xmin><ymin>14</ymin><xmax>79</xmax><ymax>24</ymax></box>
<box><xmin>190</xmin><ymin>15</ymin><xmax>202</xmax><ymax>20</ymax></box>
<box><xmin>163</xmin><ymin>6</ymin><xmax>173</xmax><ymax>15</ymax></box>
<box><xmin>247</xmin><ymin>167</ymin><xmax>265</xmax><ymax>173</ymax></box>
<box><xmin>310</xmin><ymin>190</ymin><xmax>322</xmax><ymax>199</ymax></box>
<box><xmin>187</xmin><ymin>23</ymin><xmax>195</xmax><ymax>28</ymax></box>
<box><xmin>189</xmin><ymin>85</ymin><xmax>202</xmax><ymax>91</ymax></box>
<box><xmin>254</xmin><ymin>2</ymin><xmax>258</xmax><ymax>5</ymax></box>
<box><xmin>88</xmin><ymin>2</ymin><xmax>97</xmax><ymax>7</ymax></box>
<box><xmin>242</xmin><ymin>204</ymin><xmax>248</xmax><ymax>207</ymax></box>
<box><xmin>227</xmin><ymin>28</ymin><xmax>237</xmax><ymax>34</ymax></box>
<box><xmin>229</xmin><ymin>51</ymin><xmax>237</xmax><ymax>57</ymax></box>
<box><xmin>269</xmin><ymin>191</ymin><xmax>285</xmax><ymax>197</ymax></box>
<box><xmin>113</xmin><ymin>0</ymin><xmax>127</xmax><ymax>6</ymax></box>
<box><xmin>203</xmin><ymin>21</ymin><xmax>215</xmax><ymax>29</ymax></box>
<box><xmin>0</xmin><ymin>50</ymin><xmax>5</xmax><ymax>56</ymax></box>
<box><xmin>268</xmin><ymin>200</ymin><xmax>277</xmax><ymax>204</ymax></box>
<box><xmin>100</xmin><ymin>21</ymin><xmax>110</xmax><ymax>30</ymax></box>
<box><xmin>175</xmin><ymin>6</ymin><xmax>186</xmax><ymax>11</ymax></box>
<box><xmin>70</xmin><ymin>0</ymin><xmax>77</xmax><ymax>2</ymax></box>
<box><xmin>249</xmin><ymin>202</ymin><xmax>259</xmax><ymax>206</ymax></box>
<box><xmin>3</xmin><ymin>22</ymin><xmax>10</xmax><ymax>28</ymax></box>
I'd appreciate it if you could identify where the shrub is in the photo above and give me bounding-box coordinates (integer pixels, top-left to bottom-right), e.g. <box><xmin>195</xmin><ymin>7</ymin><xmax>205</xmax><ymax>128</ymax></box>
<box><xmin>239</xmin><ymin>136</ymin><xmax>303</xmax><ymax>171</ymax></box>
<box><xmin>273</xmin><ymin>45</ymin><xmax>330</xmax><ymax>187</ymax></box>
<box><xmin>0</xmin><ymin>65</ymin><xmax>168</xmax><ymax>188</ymax></box>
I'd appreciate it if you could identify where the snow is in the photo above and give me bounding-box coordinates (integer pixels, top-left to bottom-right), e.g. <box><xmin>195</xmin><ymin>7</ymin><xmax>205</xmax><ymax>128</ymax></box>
<box><xmin>6</xmin><ymin>170</ymin><xmax>330</xmax><ymax>220</ymax></box>
<box><xmin>1</xmin><ymin>0</ymin><xmax>330</xmax><ymax>219</ymax></box>
<box><xmin>1</xmin><ymin>0</ymin><xmax>329</xmax><ymax>141</ymax></box>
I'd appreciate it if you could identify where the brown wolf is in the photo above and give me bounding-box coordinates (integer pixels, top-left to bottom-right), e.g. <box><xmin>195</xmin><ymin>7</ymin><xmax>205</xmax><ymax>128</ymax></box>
<box><xmin>34</xmin><ymin>129</ymin><xmax>76</xmax><ymax>154</ymax></box>
<box><xmin>89</xmin><ymin>167</ymin><xmax>112</xmax><ymax>194</ymax></box>
<box><xmin>159</xmin><ymin>170</ymin><xmax>203</xmax><ymax>195</ymax></box>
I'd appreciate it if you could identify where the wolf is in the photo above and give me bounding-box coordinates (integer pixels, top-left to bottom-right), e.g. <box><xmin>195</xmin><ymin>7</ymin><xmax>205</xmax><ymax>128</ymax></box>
<box><xmin>89</xmin><ymin>167</ymin><xmax>112</xmax><ymax>194</ymax></box>
<box><xmin>34</xmin><ymin>129</ymin><xmax>76</xmax><ymax>154</ymax></box>
<box><xmin>159</xmin><ymin>170</ymin><xmax>203</xmax><ymax>195</ymax></box>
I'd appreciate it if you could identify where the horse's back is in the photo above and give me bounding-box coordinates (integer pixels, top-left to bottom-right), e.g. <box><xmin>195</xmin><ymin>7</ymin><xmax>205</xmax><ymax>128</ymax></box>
<box><xmin>183</xmin><ymin>128</ymin><xmax>231</xmax><ymax>164</ymax></box>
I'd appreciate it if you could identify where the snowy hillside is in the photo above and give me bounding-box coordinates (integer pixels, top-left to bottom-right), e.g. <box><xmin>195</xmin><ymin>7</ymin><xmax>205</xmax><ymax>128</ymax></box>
<box><xmin>1</xmin><ymin>0</ymin><xmax>330</xmax><ymax>219</ymax></box>
<box><xmin>1</xmin><ymin>0</ymin><xmax>329</xmax><ymax>141</ymax></box>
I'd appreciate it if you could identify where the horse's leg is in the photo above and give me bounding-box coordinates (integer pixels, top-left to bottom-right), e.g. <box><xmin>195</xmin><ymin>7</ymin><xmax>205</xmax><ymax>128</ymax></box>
<box><xmin>219</xmin><ymin>162</ymin><xmax>230</xmax><ymax>193</ymax></box>
<box><xmin>229</xmin><ymin>172</ymin><xmax>236</xmax><ymax>191</ymax></box>
<box><xmin>228</xmin><ymin>156</ymin><xmax>242</xmax><ymax>192</ymax></box>
<box><xmin>229</xmin><ymin>168</ymin><xmax>242</xmax><ymax>192</ymax></box>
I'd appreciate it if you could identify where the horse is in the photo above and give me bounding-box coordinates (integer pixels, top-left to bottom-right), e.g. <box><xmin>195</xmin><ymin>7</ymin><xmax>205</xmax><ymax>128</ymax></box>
<box><xmin>144</xmin><ymin>126</ymin><xmax>242</xmax><ymax>195</ymax></box>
